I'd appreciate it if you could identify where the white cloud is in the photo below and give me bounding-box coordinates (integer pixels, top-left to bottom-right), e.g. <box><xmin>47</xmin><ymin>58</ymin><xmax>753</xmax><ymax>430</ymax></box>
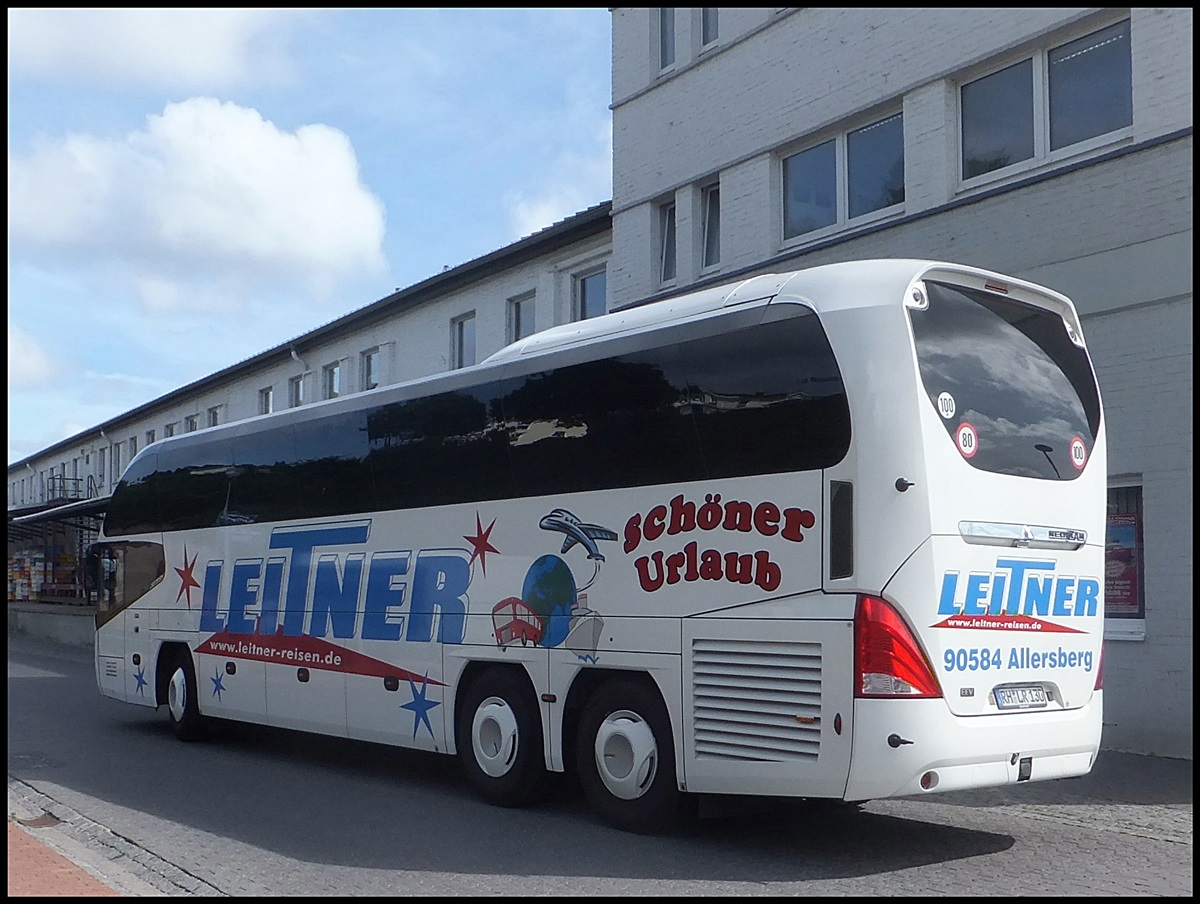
<box><xmin>9</xmin><ymin>97</ymin><xmax>388</xmax><ymax>310</ymax></box>
<box><xmin>505</xmin><ymin>119</ymin><xmax>613</xmax><ymax>239</ymax></box>
<box><xmin>7</xmin><ymin>323</ymin><xmax>56</xmax><ymax>388</ymax></box>
<box><xmin>7</xmin><ymin>9</ymin><xmax>305</xmax><ymax>89</ymax></box>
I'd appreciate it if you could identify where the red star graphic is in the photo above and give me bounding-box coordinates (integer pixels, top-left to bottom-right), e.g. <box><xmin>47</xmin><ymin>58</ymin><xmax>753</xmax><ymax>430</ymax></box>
<box><xmin>463</xmin><ymin>514</ymin><xmax>500</xmax><ymax>576</ymax></box>
<box><xmin>174</xmin><ymin>545</ymin><xmax>201</xmax><ymax>608</ymax></box>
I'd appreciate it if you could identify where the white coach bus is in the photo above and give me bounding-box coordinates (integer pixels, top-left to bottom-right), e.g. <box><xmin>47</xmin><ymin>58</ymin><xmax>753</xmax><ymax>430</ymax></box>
<box><xmin>86</xmin><ymin>259</ymin><xmax>1106</xmax><ymax>833</ymax></box>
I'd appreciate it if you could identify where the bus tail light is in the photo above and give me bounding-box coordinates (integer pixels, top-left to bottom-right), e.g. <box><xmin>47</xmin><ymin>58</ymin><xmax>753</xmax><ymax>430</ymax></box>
<box><xmin>1094</xmin><ymin>643</ymin><xmax>1105</xmax><ymax>691</ymax></box>
<box><xmin>854</xmin><ymin>594</ymin><xmax>942</xmax><ymax>698</ymax></box>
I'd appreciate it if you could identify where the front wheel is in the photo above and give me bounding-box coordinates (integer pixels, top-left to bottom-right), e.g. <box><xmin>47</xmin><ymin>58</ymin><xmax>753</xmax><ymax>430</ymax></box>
<box><xmin>457</xmin><ymin>668</ymin><xmax>547</xmax><ymax>808</ymax></box>
<box><xmin>167</xmin><ymin>649</ymin><xmax>207</xmax><ymax>741</ymax></box>
<box><xmin>576</xmin><ymin>677</ymin><xmax>689</xmax><ymax>834</ymax></box>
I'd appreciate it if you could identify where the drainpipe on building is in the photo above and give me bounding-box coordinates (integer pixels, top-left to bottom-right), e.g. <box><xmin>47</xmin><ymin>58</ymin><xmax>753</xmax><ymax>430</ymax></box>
<box><xmin>98</xmin><ymin>429</ymin><xmax>109</xmax><ymax>494</ymax></box>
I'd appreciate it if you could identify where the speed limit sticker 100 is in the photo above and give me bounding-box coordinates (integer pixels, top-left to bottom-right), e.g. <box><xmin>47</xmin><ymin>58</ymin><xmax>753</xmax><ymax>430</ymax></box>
<box><xmin>956</xmin><ymin>422</ymin><xmax>978</xmax><ymax>458</ymax></box>
<box><xmin>1070</xmin><ymin>436</ymin><xmax>1088</xmax><ymax>470</ymax></box>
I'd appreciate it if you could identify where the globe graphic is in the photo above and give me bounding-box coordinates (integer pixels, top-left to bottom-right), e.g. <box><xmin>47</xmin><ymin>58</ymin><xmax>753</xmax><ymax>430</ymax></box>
<box><xmin>521</xmin><ymin>554</ymin><xmax>577</xmax><ymax>648</ymax></box>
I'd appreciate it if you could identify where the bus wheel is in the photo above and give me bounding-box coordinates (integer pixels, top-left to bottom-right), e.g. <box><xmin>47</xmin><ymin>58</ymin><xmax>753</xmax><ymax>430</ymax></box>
<box><xmin>458</xmin><ymin>668</ymin><xmax>546</xmax><ymax>808</ymax></box>
<box><xmin>167</xmin><ymin>650</ymin><xmax>206</xmax><ymax>741</ymax></box>
<box><xmin>576</xmin><ymin>677</ymin><xmax>687</xmax><ymax>834</ymax></box>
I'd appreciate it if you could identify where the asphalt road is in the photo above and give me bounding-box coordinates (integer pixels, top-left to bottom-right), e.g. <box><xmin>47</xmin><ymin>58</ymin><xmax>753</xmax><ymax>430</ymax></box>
<box><xmin>7</xmin><ymin>632</ymin><xmax>1192</xmax><ymax>895</ymax></box>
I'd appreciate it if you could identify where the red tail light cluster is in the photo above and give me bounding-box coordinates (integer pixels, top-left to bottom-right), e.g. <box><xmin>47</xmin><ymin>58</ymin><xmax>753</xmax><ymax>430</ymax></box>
<box><xmin>1094</xmin><ymin>643</ymin><xmax>1105</xmax><ymax>691</ymax></box>
<box><xmin>854</xmin><ymin>594</ymin><xmax>942</xmax><ymax>698</ymax></box>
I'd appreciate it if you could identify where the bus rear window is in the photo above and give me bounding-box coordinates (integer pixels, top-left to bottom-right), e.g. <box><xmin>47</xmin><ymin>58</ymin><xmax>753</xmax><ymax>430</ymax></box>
<box><xmin>910</xmin><ymin>281</ymin><xmax>1101</xmax><ymax>480</ymax></box>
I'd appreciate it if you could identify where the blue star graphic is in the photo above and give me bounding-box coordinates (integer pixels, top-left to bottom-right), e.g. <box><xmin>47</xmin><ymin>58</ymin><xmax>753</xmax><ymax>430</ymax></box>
<box><xmin>210</xmin><ymin>668</ymin><xmax>226</xmax><ymax>702</ymax></box>
<box><xmin>133</xmin><ymin>666</ymin><xmax>149</xmax><ymax>696</ymax></box>
<box><xmin>401</xmin><ymin>673</ymin><xmax>441</xmax><ymax>739</ymax></box>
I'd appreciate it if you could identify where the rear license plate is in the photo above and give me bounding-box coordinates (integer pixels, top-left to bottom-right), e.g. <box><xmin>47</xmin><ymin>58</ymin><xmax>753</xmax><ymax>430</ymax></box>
<box><xmin>994</xmin><ymin>684</ymin><xmax>1048</xmax><ymax>710</ymax></box>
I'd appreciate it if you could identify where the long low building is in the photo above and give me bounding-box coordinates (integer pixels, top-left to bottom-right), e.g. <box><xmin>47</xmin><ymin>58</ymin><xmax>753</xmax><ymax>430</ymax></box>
<box><xmin>8</xmin><ymin>201</ymin><xmax>612</xmax><ymax>598</ymax></box>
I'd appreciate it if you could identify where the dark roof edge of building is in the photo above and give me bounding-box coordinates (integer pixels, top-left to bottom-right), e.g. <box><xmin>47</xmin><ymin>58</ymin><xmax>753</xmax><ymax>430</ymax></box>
<box><xmin>8</xmin><ymin>201</ymin><xmax>613</xmax><ymax>472</ymax></box>
<box><xmin>11</xmin><ymin>494</ymin><xmax>112</xmax><ymax>525</ymax></box>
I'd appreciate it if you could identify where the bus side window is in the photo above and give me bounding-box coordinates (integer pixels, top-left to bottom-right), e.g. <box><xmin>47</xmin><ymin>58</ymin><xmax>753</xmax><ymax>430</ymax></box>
<box><xmin>93</xmin><ymin>542</ymin><xmax>165</xmax><ymax>628</ymax></box>
<box><xmin>124</xmin><ymin>542</ymin><xmax>167</xmax><ymax>604</ymax></box>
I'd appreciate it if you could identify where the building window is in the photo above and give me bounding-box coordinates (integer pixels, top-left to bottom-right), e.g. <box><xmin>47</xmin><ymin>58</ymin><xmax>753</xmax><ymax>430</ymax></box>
<box><xmin>163</xmin><ymin>423</ymin><xmax>176</xmax><ymax>438</ymax></box>
<box><xmin>701</xmin><ymin>8</ymin><xmax>718</xmax><ymax>47</ymax></box>
<box><xmin>784</xmin><ymin>140</ymin><xmax>835</xmax><ymax>237</ymax></box>
<box><xmin>701</xmin><ymin>183</ymin><xmax>721</xmax><ymax>269</ymax></box>
<box><xmin>659</xmin><ymin>202</ymin><xmax>677</xmax><ymax>283</ymax></box>
<box><xmin>1048</xmin><ymin>20</ymin><xmax>1132</xmax><ymax>151</ymax></box>
<box><xmin>146</xmin><ymin>429</ymin><xmax>155</xmax><ymax>445</ymax></box>
<box><xmin>1106</xmin><ymin>484</ymin><xmax>1146</xmax><ymax>639</ymax></box>
<box><xmin>847</xmin><ymin>113</ymin><xmax>905</xmax><ymax>219</ymax></box>
<box><xmin>113</xmin><ymin>443</ymin><xmax>123</xmax><ymax>477</ymax></box>
<box><xmin>259</xmin><ymin>387</ymin><xmax>274</xmax><ymax>415</ymax></box>
<box><xmin>361</xmin><ymin>348</ymin><xmax>380</xmax><ymax>391</ymax></box>
<box><xmin>452</xmin><ymin>313</ymin><xmax>476</xmax><ymax>369</ymax></box>
<box><xmin>97</xmin><ymin>450</ymin><xmax>105</xmax><ymax>484</ymax></box>
<box><xmin>207</xmin><ymin>406</ymin><xmax>221</xmax><ymax>428</ymax></box>
<box><xmin>576</xmin><ymin>268</ymin><xmax>607</xmax><ymax>321</ymax></box>
<box><xmin>508</xmin><ymin>293</ymin><xmax>536</xmax><ymax>343</ymax></box>
<box><xmin>960</xmin><ymin>59</ymin><xmax>1034</xmax><ymax>180</ymax></box>
<box><xmin>288</xmin><ymin>376</ymin><xmax>305</xmax><ymax>408</ymax></box>
<box><xmin>322</xmin><ymin>362</ymin><xmax>341</xmax><ymax>399</ymax></box>
<box><xmin>184</xmin><ymin>415</ymin><xmax>198</xmax><ymax>433</ymax></box>
<box><xmin>659</xmin><ymin>8</ymin><xmax>675</xmax><ymax>70</ymax></box>
<box><xmin>783</xmin><ymin>111</ymin><xmax>904</xmax><ymax>241</ymax></box>
<box><xmin>961</xmin><ymin>19</ymin><xmax>1131</xmax><ymax>181</ymax></box>
<box><xmin>128</xmin><ymin>435</ymin><xmax>137</xmax><ymax>458</ymax></box>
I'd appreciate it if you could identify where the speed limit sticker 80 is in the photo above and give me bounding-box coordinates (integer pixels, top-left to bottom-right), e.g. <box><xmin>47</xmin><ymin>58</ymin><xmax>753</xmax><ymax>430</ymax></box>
<box><xmin>956</xmin><ymin>422</ymin><xmax>978</xmax><ymax>458</ymax></box>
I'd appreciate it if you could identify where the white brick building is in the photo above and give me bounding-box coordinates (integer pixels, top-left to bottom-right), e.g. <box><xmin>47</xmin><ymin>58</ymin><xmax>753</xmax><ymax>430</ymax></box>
<box><xmin>609</xmin><ymin>7</ymin><xmax>1191</xmax><ymax>758</ymax></box>
<box><xmin>8</xmin><ymin>8</ymin><xmax>1192</xmax><ymax>757</ymax></box>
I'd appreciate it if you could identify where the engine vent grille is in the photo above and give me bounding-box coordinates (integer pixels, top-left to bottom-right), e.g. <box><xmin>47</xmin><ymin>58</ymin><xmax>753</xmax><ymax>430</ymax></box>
<box><xmin>691</xmin><ymin>638</ymin><xmax>822</xmax><ymax>762</ymax></box>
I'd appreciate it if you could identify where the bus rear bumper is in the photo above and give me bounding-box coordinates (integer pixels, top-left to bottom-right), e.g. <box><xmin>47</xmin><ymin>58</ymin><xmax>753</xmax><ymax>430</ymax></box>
<box><xmin>844</xmin><ymin>691</ymin><xmax>1103</xmax><ymax>801</ymax></box>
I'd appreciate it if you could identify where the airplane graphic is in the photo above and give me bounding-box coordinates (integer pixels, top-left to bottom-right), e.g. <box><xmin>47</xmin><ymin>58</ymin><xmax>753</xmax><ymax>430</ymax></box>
<box><xmin>538</xmin><ymin>508</ymin><xmax>618</xmax><ymax>561</ymax></box>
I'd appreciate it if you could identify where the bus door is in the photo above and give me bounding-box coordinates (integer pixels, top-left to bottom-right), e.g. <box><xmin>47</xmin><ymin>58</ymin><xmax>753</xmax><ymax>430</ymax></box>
<box><xmin>90</xmin><ymin>541</ymin><xmax>166</xmax><ymax>705</ymax></box>
<box><xmin>897</xmin><ymin>276</ymin><xmax>1105</xmax><ymax>721</ymax></box>
<box><xmin>90</xmin><ymin>543</ymin><xmax>125</xmax><ymax>700</ymax></box>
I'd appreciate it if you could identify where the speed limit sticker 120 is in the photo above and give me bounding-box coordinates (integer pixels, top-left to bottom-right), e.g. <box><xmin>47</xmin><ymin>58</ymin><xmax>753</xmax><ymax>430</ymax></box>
<box><xmin>956</xmin><ymin>422</ymin><xmax>979</xmax><ymax>458</ymax></box>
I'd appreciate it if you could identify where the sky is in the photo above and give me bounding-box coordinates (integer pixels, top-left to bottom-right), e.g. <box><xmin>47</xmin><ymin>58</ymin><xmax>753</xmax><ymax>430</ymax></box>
<box><xmin>7</xmin><ymin>8</ymin><xmax>614</xmax><ymax>465</ymax></box>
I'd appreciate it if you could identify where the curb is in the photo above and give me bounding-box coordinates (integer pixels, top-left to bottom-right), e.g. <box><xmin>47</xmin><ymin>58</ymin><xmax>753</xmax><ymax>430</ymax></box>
<box><xmin>7</xmin><ymin>777</ymin><xmax>225</xmax><ymax>896</ymax></box>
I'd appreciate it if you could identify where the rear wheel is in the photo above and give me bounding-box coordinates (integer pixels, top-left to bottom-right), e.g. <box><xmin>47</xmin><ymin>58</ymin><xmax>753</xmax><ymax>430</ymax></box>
<box><xmin>576</xmin><ymin>677</ymin><xmax>689</xmax><ymax>834</ymax></box>
<box><xmin>167</xmin><ymin>649</ymin><xmax>206</xmax><ymax>741</ymax></box>
<box><xmin>457</xmin><ymin>668</ymin><xmax>547</xmax><ymax>808</ymax></box>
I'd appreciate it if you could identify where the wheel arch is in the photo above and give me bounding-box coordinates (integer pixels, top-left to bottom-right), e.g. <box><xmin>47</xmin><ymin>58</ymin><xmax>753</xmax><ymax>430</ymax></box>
<box><xmin>561</xmin><ymin>667</ymin><xmax>668</xmax><ymax>778</ymax></box>
<box><xmin>452</xmin><ymin>660</ymin><xmax>540</xmax><ymax>757</ymax></box>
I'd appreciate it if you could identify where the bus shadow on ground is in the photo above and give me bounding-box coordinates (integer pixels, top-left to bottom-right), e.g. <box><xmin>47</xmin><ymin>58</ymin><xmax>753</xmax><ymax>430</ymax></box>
<box><xmin>119</xmin><ymin>716</ymin><xmax>1016</xmax><ymax>883</ymax></box>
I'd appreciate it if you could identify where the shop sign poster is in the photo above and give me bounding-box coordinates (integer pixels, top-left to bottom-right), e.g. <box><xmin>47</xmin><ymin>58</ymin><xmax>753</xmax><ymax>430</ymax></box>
<box><xmin>1105</xmin><ymin>512</ymin><xmax>1141</xmax><ymax>617</ymax></box>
